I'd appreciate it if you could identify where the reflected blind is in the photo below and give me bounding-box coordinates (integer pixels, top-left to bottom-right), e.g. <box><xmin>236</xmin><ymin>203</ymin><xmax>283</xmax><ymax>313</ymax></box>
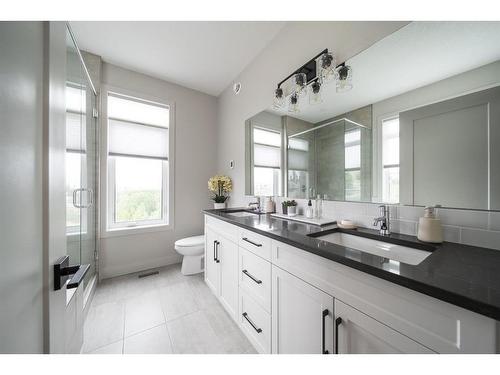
<box><xmin>253</xmin><ymin>127</ymin><xmax>281</xmax><ymax>168</ymax></box>
<box><xmin>107</xmin><ymin>93</ymin><xmax>169</xmax><ymax>160</ymax></box>
<box><xmin>288</xmin><ymin>137</ymin><xmax>309</xmax><ymax>171</ymax></box>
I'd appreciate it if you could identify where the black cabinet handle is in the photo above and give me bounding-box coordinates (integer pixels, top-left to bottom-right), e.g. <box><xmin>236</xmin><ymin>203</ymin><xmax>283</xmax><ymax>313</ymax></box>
<box><xmin>215</xmin><ymin>241</ymin><xmax>220</xmax><ymax>263</ymax></box>
<box><xmin>242</xmin><ymin>237</ymin><xmax>262</xmax><ymax>247</ymax></box>
<box><xmin>242</xmin><ymin>269</ymin><xmax>262</xmax><ymax>284</ymax></box>
<box><xmin>335</xmin><ymin>317</ymin><xmax>343</xmax><ymax>354</ymax></box>
<box><xmin>213</xmin><ymin>240</ymin><xmax>217</xmax><ymax>262</ymax></box>
<box><xmin>242</xmin><ymin>312</ymin><xmax>262</xmax><ymax>333</ymax></box>
<box><xmin>322</xmin><ymin>309</ymin><xmax>329</xmax><ymax>354</ymax></box>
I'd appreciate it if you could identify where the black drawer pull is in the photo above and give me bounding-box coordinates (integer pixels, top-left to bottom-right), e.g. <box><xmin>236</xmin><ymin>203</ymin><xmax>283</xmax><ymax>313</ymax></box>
<box><xmin>322</xmin><ymin>309</ymin><xmax>329</xmax><ymax>354</ymax></box>
<box><xmin>215</xmin><ymin>241</ymin><xmax>220</xmax><ymax>263</ymax></box>
<box><xmin>242</xmin><ymin>237</ymin><xmax>262</xmax><ymax>247</ymax></box>
<box><xmin>242</xmin><ymin>312</ymin><xmax>262</xmax><ymax>333</ymax></box>
<box><xmin>335</xmin><ymin>317</ymin><xmax>343</xmax><ymax>354</ymax></box>
<box><xmin>242</xmin><ymin>269</ymin><xmax>262</xmax><ymax>284</ymax></box>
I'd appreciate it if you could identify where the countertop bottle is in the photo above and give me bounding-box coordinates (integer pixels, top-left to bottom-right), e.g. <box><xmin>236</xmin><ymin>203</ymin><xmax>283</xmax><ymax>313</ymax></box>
<box><xmin>306</xmin><ymin>200</ymin><xmax>313</xmax><ymax>218</ymax></box>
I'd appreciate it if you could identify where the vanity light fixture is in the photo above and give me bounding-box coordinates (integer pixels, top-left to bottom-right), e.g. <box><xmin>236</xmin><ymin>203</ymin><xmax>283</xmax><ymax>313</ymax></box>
<box><xmin>273</xmin><ymin>49</ymin><xmax>352</xmax><ymax>111</ymax></box>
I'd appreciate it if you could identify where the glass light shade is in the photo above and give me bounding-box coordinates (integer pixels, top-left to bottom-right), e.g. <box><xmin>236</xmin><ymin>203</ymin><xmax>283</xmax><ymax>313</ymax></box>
<box><xmin>293</xmin><ymin>73</ymin><xmax>307</xmax><ymax>96</ymax></box>
<box><xmin>335</xmin><ymin>65</ymin><xmax>353</xmax><ymax>93</ymax></box>
<box><xmin>288</xmin><ymin>93</ymin><xmax>300</xmax><ymax>113</ymax></box>
<box><xmin>309</xmin><ymin>81</ymin><xmax>323</xmax><ymax>105</ymax></box>
<box><xmin>273</xmin><ymin>87</ymin><xmax>285</xmax><ymax>109</ymax></box>
<box><xmin>319</xmin><ymin>52</ymin><xmax>336</xmax><ymax>83</ymax></box>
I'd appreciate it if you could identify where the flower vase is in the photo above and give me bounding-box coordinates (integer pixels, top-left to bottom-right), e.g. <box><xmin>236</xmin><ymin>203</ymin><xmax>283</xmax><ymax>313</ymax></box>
<box><xmin>214</xmin><ymin>202</ymin><xmax>226</xmax><ymax>209</ymax></box>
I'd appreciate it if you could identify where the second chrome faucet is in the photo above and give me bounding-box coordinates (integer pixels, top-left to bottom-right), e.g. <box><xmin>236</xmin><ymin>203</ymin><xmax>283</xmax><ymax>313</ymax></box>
<box><xmin>373</xmin><ymin>204</ymin><xmax>390</xmax><ymax>235</ymax></box>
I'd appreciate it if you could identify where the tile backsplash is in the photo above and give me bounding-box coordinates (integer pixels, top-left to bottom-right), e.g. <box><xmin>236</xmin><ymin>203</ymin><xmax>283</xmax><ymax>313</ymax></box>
<box><xmin>245</xmin><ymin>197</ymin><xmax>500</xmax><ymax>251</ymax></box>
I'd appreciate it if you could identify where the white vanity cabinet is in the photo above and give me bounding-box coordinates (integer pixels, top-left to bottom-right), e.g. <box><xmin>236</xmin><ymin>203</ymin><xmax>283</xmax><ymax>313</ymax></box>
<box><xmin>204</xmin><ymin>215</ymin><xmax>498</xmax><ymax>354</ymax></box>
<box><xmin>272</xmin><ymin>265</ymin><xmax>334</xmax><ymax>354</ymax></box>
<box><xmin>204</xmin><ymin>224</ymin><xmax>239</xmax><ymax>320</ymax></box>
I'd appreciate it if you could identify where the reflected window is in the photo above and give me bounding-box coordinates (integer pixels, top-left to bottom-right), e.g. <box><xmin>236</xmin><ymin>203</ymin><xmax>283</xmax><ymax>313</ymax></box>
<box><xmin>107</xmin><ymin>92</ymin><xmax>170</xmax><ymax>229</ymax></box>
<box><xmin>287</xmin><ymin>137</ymin><xmax>309</xmax><ymax>198</ymax></box>
<box><xmin>345</xmin><ymin>129</ymin><xmax>361</xmax><ymax>201</ymax></box>
<box><xmin>382</xmin><ymin>117</ymin><xmax>400</xmax><ymax>203</ymax></box>
<box><xmin>253</xmin><ymin>127</ymin><xmax>281</xmax><ymax>196</ymax></box>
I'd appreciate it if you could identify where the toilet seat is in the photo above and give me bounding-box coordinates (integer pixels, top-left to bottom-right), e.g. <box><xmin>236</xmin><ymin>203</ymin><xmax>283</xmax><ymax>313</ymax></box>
<box><xmin>175</xmin><ymin>235</ymin><xmax>204</xmax><ymax>250</ymax></box>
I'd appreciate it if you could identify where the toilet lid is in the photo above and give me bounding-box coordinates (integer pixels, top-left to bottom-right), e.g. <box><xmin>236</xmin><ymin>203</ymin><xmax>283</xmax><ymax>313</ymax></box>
<box><xmin>175</xmin><ymin>235</ymin><xmax>204</xmax><ymax>248</ymax></box>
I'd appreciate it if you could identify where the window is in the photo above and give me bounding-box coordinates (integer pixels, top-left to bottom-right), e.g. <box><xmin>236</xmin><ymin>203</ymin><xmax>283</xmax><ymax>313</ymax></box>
<box><xmin>107</xmin><ymin>93</ymin><xmax>170</xmax><ymax>230</ymax></box>
<box><xmin>345</xmin><ymin>129</ymin><xmax>361</xmax><ymax>201</ymax></box>
<box><xmin>382</xmin><ymin>117</ymin><xmax>399</xmax><ymax>203</ymax></box>
<box><xmin>66</xmin><ymin>84</ymin><xmax>87</xmax><ymax>234</ymax></box>
<box><xmin>252</xmin><ymin>127</ymin><xmax>281</xmax><ymax>196</ymax></box>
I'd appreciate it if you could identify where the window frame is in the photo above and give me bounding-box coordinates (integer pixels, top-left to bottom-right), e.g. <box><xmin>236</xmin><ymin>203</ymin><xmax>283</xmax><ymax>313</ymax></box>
<box><xmin>373</xmin><ymin>114</ymin><xmax>400</xmax><ymax>204</ymax></box>
<box><xmin>101</xmin><ymin>86</ymin><xmax>175</xmax><ymax>237</ymax></box>
<box><xmin>344</xmin><ymin>128</ymin><xmax>362</xmax><ymax>201</ymax></box>
<box><xmin>251</xmin><ymin>125</ymin><xmax>282</xmax><ymax>197</ymax></box>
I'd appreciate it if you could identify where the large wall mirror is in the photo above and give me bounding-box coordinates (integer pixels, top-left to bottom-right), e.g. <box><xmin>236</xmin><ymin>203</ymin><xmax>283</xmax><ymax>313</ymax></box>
<box><xmin>245</xmin><ymin>22</ymin><xmax>500</xmax><ymax>211</ymax></box>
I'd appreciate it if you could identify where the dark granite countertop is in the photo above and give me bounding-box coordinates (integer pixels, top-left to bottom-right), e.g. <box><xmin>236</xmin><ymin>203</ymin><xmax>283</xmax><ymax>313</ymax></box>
<box><xmin>204</xmin><ymin>208</ymin><xmax>500</xmax><ymax>321</ymax></box>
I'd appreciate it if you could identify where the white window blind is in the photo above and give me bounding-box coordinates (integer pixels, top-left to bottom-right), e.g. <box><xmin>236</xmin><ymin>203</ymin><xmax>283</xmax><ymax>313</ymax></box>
<box><xmin>288</xmin><ymin>137</ymin><xmax>309</xmax><ymax>171</ymax></box>
<box><xmin>108</xmin><ymin>94</ymin><xmax>169</xmax><ymax>128</ymax></box>
<box><xmin>108</xmin><ymin>119</ymin><xmax>168</xmax><ymax>159</ymax></box>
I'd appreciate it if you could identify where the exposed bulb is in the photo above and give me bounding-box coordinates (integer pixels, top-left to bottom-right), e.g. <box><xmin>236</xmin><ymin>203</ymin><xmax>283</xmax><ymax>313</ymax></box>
<box><xmin>288</xmin><ymin>93</ymin><xmax>300</xmax><ymax>113</ymax></box>
<box><xmin>319</xmin><ymin>52</ymin><xmax>336</xmax><ymax>83</ymax></box>
<box><xmin>273</xmin><ymin>87</ymin><xmax>284</xmax><ymax>109</ymax></box>
<box><xmin>309</xmin><ymin>80</ymin><xmax>323</xmax><ymax>105</ymax></box>
<box><xmin>335</xmin><ymin>65</ymin><xmax>353</xmax><ymax>93</ymax></box>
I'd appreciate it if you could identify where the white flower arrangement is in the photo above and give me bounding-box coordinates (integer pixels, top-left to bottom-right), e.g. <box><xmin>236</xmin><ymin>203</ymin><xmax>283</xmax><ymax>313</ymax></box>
<box><xmin>208</xmin><ymin>175</ymin><xmax>232</xmax><ymax>203</ymax></box>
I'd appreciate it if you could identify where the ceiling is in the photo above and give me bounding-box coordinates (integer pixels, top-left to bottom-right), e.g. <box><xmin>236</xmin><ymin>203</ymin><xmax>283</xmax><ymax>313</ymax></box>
<box><xmin>270</xmin><ymin>21</ymin><xmax>500</xmax><ymax>123</ymax></box>
<box><xmin>70</xmin><ymin>21</ymin><xmax>286</xmax><ymax>96</ymax></box>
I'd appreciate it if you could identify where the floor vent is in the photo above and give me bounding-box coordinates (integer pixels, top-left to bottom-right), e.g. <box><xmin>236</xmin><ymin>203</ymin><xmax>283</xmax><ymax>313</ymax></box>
<box><xmin>138</xmin><ymin>270</ymin><xmax>159</xmax><ymax>278</ymax></box>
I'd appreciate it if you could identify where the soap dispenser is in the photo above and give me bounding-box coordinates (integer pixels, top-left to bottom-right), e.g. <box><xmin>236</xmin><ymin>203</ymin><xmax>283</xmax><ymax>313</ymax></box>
<box><xmin>305</xmin><ymin>200</ymin><xmax>314</xmax><ymax>218</ymax></box>
<box><xmin>417</xmin><ymin>206</ymin><xmax>443</xmax><ymax>243</ymax></box>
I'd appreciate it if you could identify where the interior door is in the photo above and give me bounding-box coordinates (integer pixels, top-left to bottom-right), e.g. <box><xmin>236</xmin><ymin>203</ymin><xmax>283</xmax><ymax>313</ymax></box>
<box><xmin>335</xmin><ymin>299</ymin><xmax>434</xmax><ymax>354</ymax></box>
<box><xmin>272</xmin><ymin>265</ymin><xmax>334</xmax><ymax>354</ymax></box>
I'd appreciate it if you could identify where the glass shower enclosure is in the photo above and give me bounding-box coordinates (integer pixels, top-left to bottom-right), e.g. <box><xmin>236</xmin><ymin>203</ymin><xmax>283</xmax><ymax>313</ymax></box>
<box><xmin>65</xmin><ymin>25</ymin><xmax>99</xmax><ymax>296</ymax></box>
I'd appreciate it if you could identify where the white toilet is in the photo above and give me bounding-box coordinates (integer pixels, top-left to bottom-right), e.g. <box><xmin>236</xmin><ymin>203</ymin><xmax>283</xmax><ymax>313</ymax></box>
<box><xmin>175</xmin><ymin>235</ymin><xmax>205</xmax><ymax>275</ymax></box>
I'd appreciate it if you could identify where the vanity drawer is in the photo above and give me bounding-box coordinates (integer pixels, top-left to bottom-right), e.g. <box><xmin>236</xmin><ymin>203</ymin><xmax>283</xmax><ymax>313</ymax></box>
<box><xmin>205</xmin><ymin>215</ymin><xmax>239</xmax><ymax>243</ymax></box>
<box><xmin>239</xmin><ymin>229</ymin><xmax>272</xmax><ymax>261</ymax></box>
<box><xmin>239</xmin><ymin>247</ymin><xmax>271</xmax><ymax>312</ymax></box>
<box><xmin>239</xmin><ymin>289</ymin><xmax>271</xmax><ymax>354</ymax></box>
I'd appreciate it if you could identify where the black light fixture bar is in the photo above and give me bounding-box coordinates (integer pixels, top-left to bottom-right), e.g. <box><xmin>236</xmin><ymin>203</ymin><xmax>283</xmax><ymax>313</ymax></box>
<box><xmin>277</xmin><ymin>48</ymin><xmax>328</xmax><ymax>89</ymax></box>
<box><xmin>276</xmin><ymin>49</ymin><xmax>347</xmax><ymax>89</ymax></box>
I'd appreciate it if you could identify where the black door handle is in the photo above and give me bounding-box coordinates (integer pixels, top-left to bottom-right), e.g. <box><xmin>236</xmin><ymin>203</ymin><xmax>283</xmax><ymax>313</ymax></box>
<box><xmin>215</xmin><ymin>241</ymin><xmax>220</xmax><ymax>263</ymax></box>
<box><xmin>242</xmin><ymin>269</ymin><xmax>262</xmax><ymax>284</ymax></box>
<box><xmin>335</xmin><ymin>317</ymin><xmax>343</xmax><ymax>354</ymax></box>
<box><xmin>54</xmin><ymin>255</ymin><xmax>90</xmax><ymax>290</ymax></box>
<box><xmin>242</xmin><ymin>312</ymin><xmax>262</xmax><ymax>333</ymax></box>
<box><xmin>322</xmin><ymin>309</ymin><xmax>329</xmax><ymax>354</ymax></box>
<box><xmin>213</xmin><ymin>240</ymin><xmax>217</xmax><ymax>262</ymax></box>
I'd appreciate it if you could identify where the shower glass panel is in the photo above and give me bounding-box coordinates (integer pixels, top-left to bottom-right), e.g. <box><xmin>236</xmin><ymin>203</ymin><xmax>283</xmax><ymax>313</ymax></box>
<box><xmin>66</xmin><ymin>25</ymin><xmax>98</xmax><ymax>292</ymax></box>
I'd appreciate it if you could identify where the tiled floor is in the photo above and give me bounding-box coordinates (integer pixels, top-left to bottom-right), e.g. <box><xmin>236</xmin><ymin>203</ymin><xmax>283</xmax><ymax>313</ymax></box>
<box><xmin>84</xmin><ymin>264</ymin><xmax>256</xmax><ymax>354</ymax></box>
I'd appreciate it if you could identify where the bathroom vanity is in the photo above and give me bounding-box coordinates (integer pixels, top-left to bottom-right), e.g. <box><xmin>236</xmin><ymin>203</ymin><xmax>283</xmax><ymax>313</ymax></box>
<box><xmin>203</xmin><ymin>209</ymin><xmax>500</xmax><ymax>354</ymax></box>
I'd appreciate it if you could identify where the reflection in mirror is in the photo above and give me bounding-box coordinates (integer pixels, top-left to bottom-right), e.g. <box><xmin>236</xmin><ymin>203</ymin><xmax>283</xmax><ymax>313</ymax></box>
<box><xmin>244</xmin><ymin>22</ymin><xmax>500</xmax><ymax>211</ymax></box>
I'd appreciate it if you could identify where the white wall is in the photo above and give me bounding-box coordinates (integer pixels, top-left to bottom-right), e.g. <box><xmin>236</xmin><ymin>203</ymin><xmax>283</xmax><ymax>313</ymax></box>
<box><xmin>99</xmin><ymin>63</ymin><xmax>217</xmax><ymax>278</ymax></box>
<box><xmin>216</xmin><ymin>21</ymin><xmax>409</xmax><ymax>207</ymax></box>
<box><xmin>0</xmin><ymin>22</ymin><xmax>45</xmax><ymax>353</ymax></box>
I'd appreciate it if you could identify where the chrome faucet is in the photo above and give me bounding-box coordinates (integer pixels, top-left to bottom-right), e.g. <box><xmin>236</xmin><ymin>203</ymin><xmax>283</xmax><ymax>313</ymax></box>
<box><xmin>247</xmin><ymin>197</ymin><xmax>261</xmax><ymax>212</ymax></box>
<box><xmin>373</xmin><ymin>205</ymin><xmax>390</xmax><ymax>235</ymax></box>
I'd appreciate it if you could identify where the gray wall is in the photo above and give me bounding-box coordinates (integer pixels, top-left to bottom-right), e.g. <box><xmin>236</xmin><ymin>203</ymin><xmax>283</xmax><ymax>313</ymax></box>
<box><xmin>0</xmin><ymin>22</ymin><xmax>45</xmax><ymax>353</ymax></box>
<box><xmin>216</xmin><ymin>21</ymin><xmax>408</xmax><ymax>206</ymax></box>
<box><xmin>99</xmin><ymin>63</ymin><xmax>218</xmax><ymax>278</ymax></box>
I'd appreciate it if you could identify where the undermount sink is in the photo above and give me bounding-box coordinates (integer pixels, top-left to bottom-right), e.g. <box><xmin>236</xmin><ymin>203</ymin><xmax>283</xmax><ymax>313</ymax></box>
<box><xmin>315</xmin><ymin>232</ymin><xmax>432</xmax><ymax>265</ymax></box>
<box><xmin>226</xmin><ymin>211</ymin><xmax>259</xmax><ymax>218</ymax></box>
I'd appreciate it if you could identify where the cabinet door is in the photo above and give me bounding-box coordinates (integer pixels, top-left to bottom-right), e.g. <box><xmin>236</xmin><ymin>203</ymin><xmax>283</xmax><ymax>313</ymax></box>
<box><xmin>335</xmin><ymin>300</ymin><xmax>434</xmax><ymax>354</ymax></box>
<box><xmin>219</xmin><ymin>237</ymin><xmax>239</xmax><ymax>319</ymax></box>
<box><xmin>272</xmin><ymin>265</ymin><xmax>334</xmax><ymax>354</ymax></box>
<box><xmin>204</xmin><ymin>227</ymin><xmax>220</xmax><ymax>296</ymax></box>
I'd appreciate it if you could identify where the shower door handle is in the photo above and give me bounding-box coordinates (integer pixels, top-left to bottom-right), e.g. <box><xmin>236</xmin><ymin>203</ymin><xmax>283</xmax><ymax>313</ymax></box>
<box><xmin>54</xmin><ymin>255</ymin><xmax>90</xmax><ymax>290</ymax></box>
<box><xmin>72</xmin><ymin>188</ymin><xmax>94</xmax><ymax>209</ymax></box>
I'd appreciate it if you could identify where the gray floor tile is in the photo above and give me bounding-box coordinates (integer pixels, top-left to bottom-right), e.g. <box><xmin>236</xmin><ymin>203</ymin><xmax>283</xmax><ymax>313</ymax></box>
<box><xmin>124</xmin><ymin>290</ymin><xmax>165</xmax><ymax>337</ymax></box>
<box><xmin>159</xmin><ymin>281</ymin><xmax>199</xmax><ymax>321</ymax></box>
<box><xmin>154</xmin><ymin>264</ymin><xmax>186</xmax><ymax>287</ymax></box>
<box><xmin>87</xmin><ymin>340</ymin><xmax>123</xmax><ymax>354</ymax></box>
<box><xmin>124</xmin><ymin>324</ymin><xmax>173</xmax><ymax>354</ymax></box>
<box><xmin>187</xmin><ymin>274</ymin><xmax>221</xmax><ymax>310</ymax></box>
<box><xmin>83</xmin><ymin>300</ymin><xmax>125</xmax><ymax>352</ymax></box>
<box><xmin>167</xmin><ymin>310</ymin><xmax>225</xmax><ymax>354</ymax></box>
<box><xmin>204</xmin><ymin>304</ymin><xmax>253</xmax><ymax>354</ymax></box>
